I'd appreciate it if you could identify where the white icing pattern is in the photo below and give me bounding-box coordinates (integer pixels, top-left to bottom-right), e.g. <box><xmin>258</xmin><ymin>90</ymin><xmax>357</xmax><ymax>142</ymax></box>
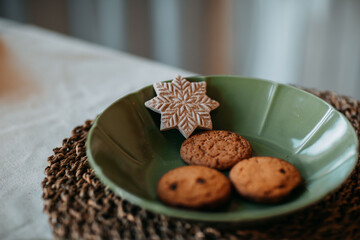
<box><xmin>145</xmin><ymin>76</ymin><xmax>219</xmax><ymax>138</ymax></box>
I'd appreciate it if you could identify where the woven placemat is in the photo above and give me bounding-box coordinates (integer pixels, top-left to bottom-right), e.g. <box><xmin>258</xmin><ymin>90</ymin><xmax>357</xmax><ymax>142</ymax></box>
<box><xmin>42</xmin><ymin>89</ymin><xmax>360</xmax><ymax>240</ymax></box>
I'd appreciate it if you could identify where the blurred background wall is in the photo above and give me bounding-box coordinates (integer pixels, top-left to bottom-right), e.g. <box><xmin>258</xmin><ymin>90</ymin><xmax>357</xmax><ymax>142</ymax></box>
<box><xmin>0</xmin><ymin>0</ymin><xmax>359</xmax><ymax>99</ymax></box>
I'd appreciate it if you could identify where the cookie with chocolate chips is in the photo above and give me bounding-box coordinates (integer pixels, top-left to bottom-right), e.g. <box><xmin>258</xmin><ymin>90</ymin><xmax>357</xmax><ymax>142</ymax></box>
<box><xmin>157</xmin><ymin>166</ymin><xmax>231</xmax><ymax>209</ymax></box>
<box><xmin>180</xmin><ymin>130</ymin><xmax>252</xmax><ymax>170</ymax></box>
<box><xmin>229</xmin><ymin>156</ymin><xmax>302</xmax><ymax>203</ymax></box>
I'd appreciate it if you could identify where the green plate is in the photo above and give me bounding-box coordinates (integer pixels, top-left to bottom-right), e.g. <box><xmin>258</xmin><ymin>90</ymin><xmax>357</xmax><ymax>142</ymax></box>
<box><xmin>86</xmin><ymin>76</ymin><xmax>358</xmax><ymax>225</ymax></box>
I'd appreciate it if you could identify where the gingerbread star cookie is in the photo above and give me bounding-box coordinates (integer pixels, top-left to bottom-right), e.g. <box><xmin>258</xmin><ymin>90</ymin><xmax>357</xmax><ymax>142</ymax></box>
<box><xmin>145</xmin><ymin>76</ymin><xmax>219</xmax><ymax>138</ymax></box>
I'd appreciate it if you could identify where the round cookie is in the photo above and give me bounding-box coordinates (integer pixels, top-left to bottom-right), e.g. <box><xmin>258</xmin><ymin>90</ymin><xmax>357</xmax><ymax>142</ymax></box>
<box><xmin>229</xmin><ymin>157</ymin><xmax>302</xmax><ymax>203</ymax></box>
<box><xmin>180</xmin><ymin>130</ymin><xmax>252</xmax><ymax>170</ymax></box>
<box><xmin>157</xmin><ymin>166</ymin><xmax>231</xmax><ymax>209</ymax></box>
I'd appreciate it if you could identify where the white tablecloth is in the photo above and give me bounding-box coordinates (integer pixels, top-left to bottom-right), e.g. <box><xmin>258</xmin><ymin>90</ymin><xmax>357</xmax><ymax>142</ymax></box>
<box><xmin>0</xmin><ymin>19</ymin><xmax>192</xmax><ymax>239</ymax></box>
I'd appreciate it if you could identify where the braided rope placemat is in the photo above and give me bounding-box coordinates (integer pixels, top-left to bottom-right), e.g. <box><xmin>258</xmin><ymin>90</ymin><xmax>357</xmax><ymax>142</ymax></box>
<box><xmin>42</xmin><ymin>90</ymin><xmax>360</xmax><ymax>240</ymax></box>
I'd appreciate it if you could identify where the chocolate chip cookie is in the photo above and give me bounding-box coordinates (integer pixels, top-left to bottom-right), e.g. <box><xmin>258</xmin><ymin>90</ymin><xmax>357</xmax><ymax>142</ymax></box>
<box><xmin>229</xmin><ymin>156</ymin><xmax>302</xmax><ymax>203</ymax></box>
<box><xmin>180</xmin><ymin>130</ymin><xmax>252</xmax><ymax>170</ymax></box>
<box><xmin>157</xmin><ymin>165</ymin><xmax>231</xmax><ymax>209</ymax></box>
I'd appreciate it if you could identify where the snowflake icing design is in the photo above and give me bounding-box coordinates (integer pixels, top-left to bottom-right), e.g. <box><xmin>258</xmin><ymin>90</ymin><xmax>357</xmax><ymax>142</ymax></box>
<box><xmin>145</xmin><ymin>76</ymin><xmax>219</xmax><ymax>138</ymax></box>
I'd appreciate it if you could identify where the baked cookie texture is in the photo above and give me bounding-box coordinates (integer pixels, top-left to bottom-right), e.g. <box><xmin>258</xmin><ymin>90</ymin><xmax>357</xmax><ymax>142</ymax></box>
<box><xmin>157</xmin><ymin>166</ymin><xmax>231</xmax><ymax>209</ymax></box>
<box><xmin>180</xmin><ymin>130</ymin><xmax>252</xmax><ymax>170</ymax></box>
<box><xmin>229</xmin><ymin>156</ymin><xmax>302</xmax><ymax>203</ymax></box>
